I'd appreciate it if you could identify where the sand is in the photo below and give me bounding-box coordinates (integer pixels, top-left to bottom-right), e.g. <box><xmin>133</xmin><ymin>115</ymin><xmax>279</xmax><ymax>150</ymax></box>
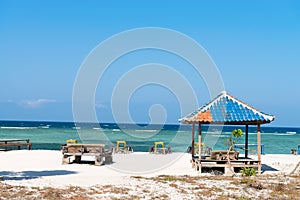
<box><xmin>0</xmin><ymin>150</ymin><xmax>299</xmax><ymax>188</ymax></box>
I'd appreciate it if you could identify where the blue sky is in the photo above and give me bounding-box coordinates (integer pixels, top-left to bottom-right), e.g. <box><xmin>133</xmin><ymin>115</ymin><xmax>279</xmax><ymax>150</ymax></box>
<box><xmin>1</xmin><ymin>1</ymin><xmax>300</xmax><ymax>126</ymax></box>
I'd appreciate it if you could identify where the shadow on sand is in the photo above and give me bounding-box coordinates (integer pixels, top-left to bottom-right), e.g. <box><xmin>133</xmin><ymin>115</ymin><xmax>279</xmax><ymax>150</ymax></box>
<box><xmin>0</xmin><ymin>170</ymin><xmax>77</xmax><ymax>181</ymax></box>
<box><xmin>261</xmin><ymin>164</ymin><xmax>278</xmax><ymax>173</ymax></box>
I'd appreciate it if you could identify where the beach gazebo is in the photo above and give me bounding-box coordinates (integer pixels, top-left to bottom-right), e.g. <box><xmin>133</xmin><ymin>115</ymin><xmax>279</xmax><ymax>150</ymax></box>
<box><xmin>179</xmin><ymin>91</ymin><xmax>275</xmax><ymax>174</ymax></box>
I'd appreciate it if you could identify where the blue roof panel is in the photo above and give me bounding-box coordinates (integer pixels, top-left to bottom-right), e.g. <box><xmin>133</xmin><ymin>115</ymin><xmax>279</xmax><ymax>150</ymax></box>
<box><xmin>179</xmin><ymin>91</ymin><xmax>275</xmax><ymax>124</ymax></box>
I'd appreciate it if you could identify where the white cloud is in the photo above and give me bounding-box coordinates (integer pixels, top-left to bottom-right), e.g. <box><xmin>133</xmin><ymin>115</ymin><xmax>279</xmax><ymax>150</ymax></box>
<box><xmin>19</xmin><ymin>99</ymin><xmax>57</xmax><ymax>108</ymax></box>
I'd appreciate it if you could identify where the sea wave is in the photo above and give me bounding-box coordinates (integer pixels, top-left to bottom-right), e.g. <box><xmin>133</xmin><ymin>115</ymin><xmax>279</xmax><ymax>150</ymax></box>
<box><xmin>274</xmin><ymin>132</ymin><xmax>296</xmax><ymax>136</ymax></box>
<box><xmin>205</xmin><ymin>131</ymin><xmax>222</xmax><ymax>134</ymax></box>
<box><xmin>286</xmin><ymin>131</ymin><xmax>297</xmax><ymax>134</ymax></box>
<box><xmin>112</xmin><ymin>129</ymin><xmax>121</xmax><ymax>132</ymax></box>
<box><xmin>221</xmin><ymin>132</ymin><xmax>232</xmax><ymax>135</ymax></box>
<box><xmin>135</xmin><ymin>130</ymin><xmax>157</xmax><ymax>133</ymax></box>
<box><xmin>208</xmin><ymin>135</ymin><xmax>228</xmax><ymax>138</ymax></box>
<box><xmin>93</xmin><ymin>127</ymin><xmax>101</xmax><ymax>130</ymax></box>
<box><xmin>0</xmin><ymin>126</ymin><xmax>38</xmax><ymax>130</ymax></box>
<box><xmin>39</xmin><ymin>125</ymin><xmax>50</xmax><ymax>129</ymax></box>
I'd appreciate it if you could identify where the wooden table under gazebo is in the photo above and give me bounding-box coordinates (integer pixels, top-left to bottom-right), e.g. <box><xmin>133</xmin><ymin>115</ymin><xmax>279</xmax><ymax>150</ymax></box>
<box><xmin>179</xmin><ymin>91</ymin><xmax>275</xmax><ymax>174</ymax></box>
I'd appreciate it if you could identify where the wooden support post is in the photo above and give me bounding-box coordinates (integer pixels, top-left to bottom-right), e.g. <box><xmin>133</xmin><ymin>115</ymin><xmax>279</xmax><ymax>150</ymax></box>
<box><xmin>192</xmin><ymin>123</ymin><xmax>195</xmax><ymax>158</ymax></box>
<box><xmin>257</xmin><ymin>124</ymin><xmax>261</xmax><ymax>174</ymax></box>
<box><xmin>95</xmin><ymin>155</ymin><xmax>104</xmax><ymax>166</ymax></box>
<box><xmin>198</xmin><ymin>122</ymin><xmax>202</xmax><ymax>173</ymax></box>
<box><xmin>104</xmin><ymin>154</ymin><xmax>113</xmax><ymax>164</ymax></box>
<box><xmin>74</xmin><ymin>156</ymin><xmax>82</xmax><ymax>163</ymax></box>
<box><xmin>26</xmin><ymin>139</ymin><xmax>32</xmax><ymax>150</ymax></box>
<box><xmin>245</xmin><ymin>125</ymin><xmax>249</xmax><ymax>158</ymax></box>
<box><xmin>62</xmin><ymin>155</ymin><xmax>71</xmax><ymax>165</ymax></box>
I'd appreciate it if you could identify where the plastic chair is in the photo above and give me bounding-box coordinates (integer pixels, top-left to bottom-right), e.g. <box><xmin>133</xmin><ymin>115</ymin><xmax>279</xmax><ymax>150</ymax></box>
<box><xmin>66</xmin><ymin>139</ymin><xmax>77</xmax><ymax>144</ymax></box>
<box><xmin>116</xmin><ymin>141</ymin><xmax>126</xmax><ymax>153</ymax></box>
<box><xmin>154</xmin><ymin>141</ymin><xmax>165</xmax><ymax>154</ymax></box>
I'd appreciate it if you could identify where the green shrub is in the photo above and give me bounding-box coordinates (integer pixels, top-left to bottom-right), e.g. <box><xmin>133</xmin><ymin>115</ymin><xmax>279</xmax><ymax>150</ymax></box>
<box><xmin>240</xmin><ymin>167</ymin><xmax>257</xmax><ymax>177</ymax></box>
<box><xmin>232</xmin><ymin>129</ymin><xmax>243</xmax><ymax>138</ymax></box>
<box><xmin>228</xmin><ymin>129</ymin><xmax>244</xmax><ymax>151</ymax></box>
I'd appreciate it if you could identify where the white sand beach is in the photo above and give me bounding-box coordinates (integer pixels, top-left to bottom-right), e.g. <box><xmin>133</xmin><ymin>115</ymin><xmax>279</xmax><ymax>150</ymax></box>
<box><xmin>0</xmin><ymin>150</ymin><xmax>299</xmax><ymax>188</ymax></box>
<box><xmin>0</xmin><ymin>150</ymin><xmax>300</xmax><ymax>199</ymax></box>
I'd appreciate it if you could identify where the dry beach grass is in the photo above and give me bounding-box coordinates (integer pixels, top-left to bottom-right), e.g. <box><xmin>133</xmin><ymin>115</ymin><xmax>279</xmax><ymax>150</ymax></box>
<box><xmin>0</xmin><ymin>174</ymin><xmax>300</xmax><ymax>199</ymax></box>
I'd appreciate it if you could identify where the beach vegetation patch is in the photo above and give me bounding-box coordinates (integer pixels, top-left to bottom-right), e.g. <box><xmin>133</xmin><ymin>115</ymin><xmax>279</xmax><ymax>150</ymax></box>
<box><xmin>128</xmin><ymin>195</ymin><xmax>140</xmax><ymax>200</ymax></box>
<box><xmin>68</xmin><ymin>195</ymin><xmax>91</xmax><ymax>200</ymax></box>
<box><xmin>226</xmin><ymin>187</ymin><xmax>238</xmax><ymax>191</ymax></box>
<box><xmin>169</xmin><ymin>183</ymin><xmax>178</xmax><ymax>188</ymax></box>
<box><xmin>40</xmin><ymin>187</ymin><xmax>65</xmax><ymax>199</ymax></box>
<box><xmin>102</xmin><ymin>185</ymin><xmax>130</xmax><ymax>194</ymax></box>
<box><xmin>273</xmin><ymin>183</ymin><xmax>286</xmax><ymax>193</ymax></box>
<box><xmin>240</xmin><ymin>178</ymin><xmax>254</xmax><ymax>184</ymax></box>
<box><xmin>179</xmin><ymin>188</ymin><xmax>188</xmax><ymax>194</ymax></box>
<box><xmin>268</xmin><ymin>181</ymin><xmax>300</xmax><ymax>199</ymax></box>
<box><xmin>151</xmin><ymin>193</ymin><xmax>169</xmax><ymax>200</ymax></box>
<box><xmin>1</xmin><ymin>174</ymin><xmax>299</xmax><ymax>199</ymax></box>
<box><xmin>240</xmin><ymin>167</ymin><xmax>257</xmax><ymax>177</ymax></box>
<box><xmin>247</xmin><ymin>181</ymin><xmax>263</xmax><ymax>190</ymax></box>
<box><xmin>141</xmin><ymin>188</ymin><xmax>150</xmax><ymax>193</ymax></box>
<box><xmin>237</xmin><ymin>196</ymin><xmax>251</xmax><ymax>200</ymax></box>
<box><xmin>131</xmin><ymin>176</ymin><xmax>143</xmax><ymax>179</ymax></box>
<box><xmin>163</xmin><ymin>176</ymin><xmax>176</xmax><ymax>182</ymax></box>
<box><xmin>193</xmin><ymin>183</ymin><xmax>207</xmax><ymax>190</ymax></box>
<box><xmin>156</xmin><ymin>174</ymin><xmax>188</xmax><ymax>182</ymax></box>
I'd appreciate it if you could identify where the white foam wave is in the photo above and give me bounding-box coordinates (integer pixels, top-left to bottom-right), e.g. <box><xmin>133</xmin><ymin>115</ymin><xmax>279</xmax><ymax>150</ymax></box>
<box><xmin>286</xmin><ymin>131</ymin><xmax>296</xmax><ymax>134</ymax></box>
<box><xmin>0</xmin><ymin>126</ymin><xmax>38</xmax><ymax>130</ymax></box>
<box><xmin>93</xmin><ymin>127</ymin><xmax>101</xmax><ymax>130</ymax></box>
<box><xmin>40</xmin><ymin>125</ymin><xmax>50</xmax><ymax>129</ymax></box>
<box><xmin>112</xmin><ymin>129</ymin><xmax>121</xmax><ymax>132</ymax></box>
<box><xmin>177</xmin><ymin>130</ymin><xmax>189</xmax><ymax>133</ymax></box>
<box><xmin>274</xmin><ymin>132</ymin><xmax>296</xmax><ymax>136</ymax></box>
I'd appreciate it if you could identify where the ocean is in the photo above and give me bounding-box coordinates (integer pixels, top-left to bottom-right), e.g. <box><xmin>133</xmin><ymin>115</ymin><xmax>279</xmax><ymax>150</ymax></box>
<box><xmin>0</xmin><ymin>120</ymin><xmax>299</xmax><ymax>154</ymax></box>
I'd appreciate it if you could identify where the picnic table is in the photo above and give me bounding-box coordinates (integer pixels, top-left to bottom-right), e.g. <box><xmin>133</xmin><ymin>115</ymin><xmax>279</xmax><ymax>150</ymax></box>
<box><xmin>61</xmin><ymin>144</ymin><xmax>113</xmax><ymax>166</ymax></box>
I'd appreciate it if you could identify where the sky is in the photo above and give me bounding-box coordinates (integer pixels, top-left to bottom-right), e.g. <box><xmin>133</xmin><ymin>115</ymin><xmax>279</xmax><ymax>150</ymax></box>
<box><xmin>1</xmin><ymin>0</ymin><xmax>300</xmax><ymax>126</ymax></box>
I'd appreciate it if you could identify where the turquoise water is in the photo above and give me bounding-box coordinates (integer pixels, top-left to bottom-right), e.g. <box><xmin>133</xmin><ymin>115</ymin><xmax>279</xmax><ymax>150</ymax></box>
<box><xmin>0</xmin><ymin>121</ymin><xmax>299</xmax><ymax>154</ymax></box>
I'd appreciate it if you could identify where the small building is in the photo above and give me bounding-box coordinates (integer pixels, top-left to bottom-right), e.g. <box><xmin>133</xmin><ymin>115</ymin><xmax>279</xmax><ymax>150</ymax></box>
<box><xmin>179</xmin><ymin>91</ymin><xmax>275</xmax><ymax>174</ymax></box>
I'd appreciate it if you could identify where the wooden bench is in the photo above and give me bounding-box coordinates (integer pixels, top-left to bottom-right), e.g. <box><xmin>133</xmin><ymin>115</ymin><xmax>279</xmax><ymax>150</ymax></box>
<box><xmin>199</xmin><ymin>158</ymin><xmax>260</xmax><ymax>167</ymax></box>
<box><xmin>0</xmin><ymin>139</ymin><xmax>32</xmax><ymax>151</ymax></box>
<box><xmin>209</xmin><ymin>150</ymin><xmax>239</xmax><ymax>160</ymax></box>
<box><xmin>61</xmin><ymin>144</ymin><xmax>113</xmax><ymax>166</ymax></box>
<box><xmin>191</xmin><ymin>152</ymin><xmax>260</xmax><ymax>173</ymax></box>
